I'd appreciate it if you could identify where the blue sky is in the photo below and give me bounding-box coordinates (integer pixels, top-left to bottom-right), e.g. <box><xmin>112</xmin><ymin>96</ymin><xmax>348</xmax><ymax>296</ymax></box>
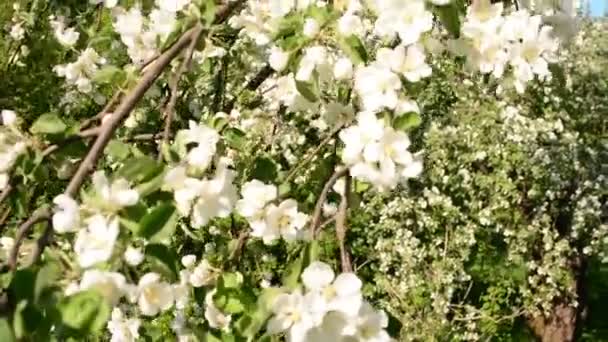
<box><xmin>590</xmin><ymin>0</ymin><xmax>607</xmax><ymax>15</ymax></box>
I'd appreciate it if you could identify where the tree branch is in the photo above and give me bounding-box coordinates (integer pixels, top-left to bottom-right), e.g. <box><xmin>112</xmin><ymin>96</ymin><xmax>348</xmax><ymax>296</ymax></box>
<box><xmin>335</xmin><ymin>172</ymin><xmax>352</xmax><ymax>272</ymax></box>
<box><xmin>7</xmin><ymin>208</ymin><xmax>50</xmax><ymax>271</ymax></box>
<box><xmin>160</xmin><ymin>25</ymin><xmax>204</xmax><ymax>161</ymax></box>
<box><xmin>310</xmin><ymin>167</ymin><xmax>348</xmax><ymax>239</ymax></box>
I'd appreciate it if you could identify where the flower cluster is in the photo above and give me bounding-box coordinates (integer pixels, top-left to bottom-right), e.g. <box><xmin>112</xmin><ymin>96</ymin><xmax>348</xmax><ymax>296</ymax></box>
<box><xmin>53</xmin><ymin>171</ymin><xmax>139</xmax><ymax>267</ymax></box>
<box><xmin>340</xmin><ymin>111</ymin><xmax>422</xmax><ymax>191</ymax></box>
<box><xmin>236</xmin><ymin>180</ymin><xmax>309</xmax><ymax>244</ymax></box>
<box><xmin>54</xmin><ymin>48</ymin><xmax>107</xmax><ymax>93</ymax></box>
<box><xmin>164</xmin><ymin>121</ymin><xmax>238</xmax><ymax>228</ymax></box>
<box><xmin>268</xmin><ymin>261</ymin><xmax>391</xmax><ymax>342</ymax></box>
<box><xmin>113</xmin><ymin>0</ymin><xmax>190</xmax><ymax>65</ymax></box>
<box><xmin>0</xmin><ymin>110</ymin><xmax>26</xmax><ymax>190</ymax></box>
<box><xmin>453</xmin><ymin>1</ymin><xmax>559</xmax><ymax>92</ymax></box>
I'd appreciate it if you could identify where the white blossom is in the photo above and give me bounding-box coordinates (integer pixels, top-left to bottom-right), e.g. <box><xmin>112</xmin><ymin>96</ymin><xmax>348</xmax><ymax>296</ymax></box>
<box><xmin>137</xmin><ymin>273</ymin><xmax>174</xmax><ymax>316</ymax></box>
<box><xmin>74</xmin><ymin>215</ymin><xmax>119</xmax><ymax>268</ymax></box>
<box><xmin>107</xmin><ymin>307</ymin><xmax>141</xmax><ymax>342</ymax></box>
<box><xmin>79</xmin><ymin>269</ymin><xmax>127</xmax><ymax>306</ymax></box>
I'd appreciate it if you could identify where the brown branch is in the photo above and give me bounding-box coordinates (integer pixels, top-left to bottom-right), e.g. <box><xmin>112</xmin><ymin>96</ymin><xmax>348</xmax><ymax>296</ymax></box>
<box><xmin>335</xmin><ymin>172</ymin><xmax>352</xmax><ymax>273</ymax></box>
<box><xmin>79</xmin><ymin>90</ymin><xmax>123</xmax><ymax>130</ymax></box>
<box><xmin>7</xmin><ymin>208</ymin><xmax>50</xmax><ymax>271</ymax></box>
<box><xmin>310</xmin><ymin>167</ymin><xmax>348</xmax><ymax>239</ymax></box>
<box><xmin>222</xmin><ymin>64</ymin><xmax>274</xmax><ymax>113</ymax></box>
<box><xmin>160</xmin><ymin>25</ymin><xmax>204</xmax><ymax>161</ymax></box>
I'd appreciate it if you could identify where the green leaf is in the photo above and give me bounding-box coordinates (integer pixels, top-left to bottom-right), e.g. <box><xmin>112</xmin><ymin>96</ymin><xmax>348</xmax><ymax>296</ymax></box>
<box><xmin>13</xmin><ymin>301</ymin><xmax>42</xmax><ymax>339</ymax></box>
<box><xmin>58</xmin><ymin>291</ymin><xmax>110</xmax><ymax>333</ymax></box>
<box><xmin>9</xmin><ymin>269</ymin><xmax>36</xmax><ymax>303</ymax></box>
<box><xmin>214</xmin><ymin>291</ymin><xmax>246</xmax><ymax>314</ymax></box>
<box><xmin>235</xmin><ymin>288</ymin><xmax>280</xmax><ymax>339</ymax></box>
<box><xmin>145</xmin><ymin>244</ymin><xmax>179</xmax><ymax>281</ymax></box>
<box><xmin>295</xmin><ymin>80</ymin><xmax>319</xmax><ymax>102</ymax></box>
<box><xmin>93</xmin><ymin>65</ymin><xmax>125</xmax><ymax>84</ymax></box>
<box><xmin>135</xmin><ymin>170</ymin><xmax>167</xmax><ymax>197</ymax></box>
<box><xmin>116</xmin><ymin>156</ymin><xmax>164</xmax><ymax>183</ymax></box>
<box><xmin>224</xmin><ymin>127</ymin><xmax>247</xmax><ymax>150</ymax></box>
<box><xmin>137</xmin><ymin>204</ymin><xmax>178</xmax><ymax>243</ymax></box>
<box><xmin>434</xmin><ymin>4</ymin><xmax>461</xmax><ymax>38</ymax></box>
<box><xmin>281</xmin><ymin>241</ymin><xmax>319</xmax><ymax>289</ymax></box>
<box><xmin>393</xmin><ymin>112</ymin><xmax>422</xmax><ymax>131</ymax></box>
<box><xmin>278</xmin><ymin>182</ymin><xmax>291</xmax><ymax>197</ymax></box>
<box><xmin>219</xmin><ymin>272</ymin><xmax>243</xmax><ymax>289</ymax></box>
<box><xmin>249</xmin><ymin>156</ymin><xmax>278</xmax><ymax>183</ymax></box>
<box><xmin>34</xmin><ymin>262</ymin><xmax>60</xmax><ymax>303</ymax></box>
<box><xmin>202</xmin><ymin>0</ymin><xmax>217</xmax><ymax>25</ymax></box>
<box><xmin>339</xmin><ymin>35</ymin><xmax>368</xmax><ymax>65</ymax></box>
<box><xmin>105</xmin><ymin>140</ymin><xmax>131</xmax><ymax>160</ymax></box>
<box><xmin>30</xmin><ymin>114</ymin><xmax>66</xmax><ymax>134</ymax></box>
<box><xmin>0</xmin><ymin>318</ymin><xmax>15</xmax><ymax>342</ymax></box>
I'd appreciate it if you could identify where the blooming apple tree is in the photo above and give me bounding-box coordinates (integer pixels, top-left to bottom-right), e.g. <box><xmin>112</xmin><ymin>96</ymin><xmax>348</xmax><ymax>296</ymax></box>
<box><xmin>0</xmin><ymin>0</ymin><xmax>601</xmax><ymax>341</ymax></box>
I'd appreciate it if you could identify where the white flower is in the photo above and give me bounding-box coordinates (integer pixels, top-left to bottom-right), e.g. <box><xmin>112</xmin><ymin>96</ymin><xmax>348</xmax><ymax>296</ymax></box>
<box><xmin>177</xmin><ymin>121</ymin><xmax>219</xmax><ymax>170</ymax></box>
<box><xmin>107</xmin><ymin>307</ymin><xmax>141</xmax><ymax>342</ymax></box>
<box><xmin>79</xmin><ymin>269</ymin><xmax>127</xmax><ymax>306</ymax></box>
<box><xmin>338</xmin><ymin>14</ymin><xmax>364</xmax><ymax>37</ymax></box>
<box><xmin>303</xmin><ymin>18</ymin><xmax>320</xmax><ymax>37</ymax></box>
<box><xmin>205</xmin><ymin>290</ymin><xmax>232</xmax><ymax>330</ymax></box>
<box><xmin>189</xmin><ymin>259</ymin><xmax>217</xmax><ymax>287</ymax></box>
<box><xmin>92</xmin><ymin>171</ymin><xmax>139</xmax><ymax>210</ymax></box>
<box><xmin>296</xmin><ymin>46</ymin><xmax>331</xmax><ymax>82</ymax></box>
<box><xmin>0</xmin><ymin>237</ymin><xmax>14</xmax><ymax>260</ymax></box>
<box><xmin>377</xmin><ymin>44</ymin><xmax>432</xmax><ymax>82</ymax></box>
<box><xmin>333</xmin><ymin>57</ymin><xmax>353</xmax><ymax>80</ymax></box>
<box><xmin>430</xmin><ymin>0</ymin><xmax>451</xmax><ymax>5</ymax></box>
<box><xmin>50</xmin><ymin>17</ymin><xmax>80</xmax><ymax>47</ymax></box>
<box><xmin>341</xmin><ymin>302</ymin><xmax>391</xmax><ymax>342</ymax></box>
<box><xmin>0</xmin><ymin>174</ymin><xmax>8</xmax><ymax>190</ymax></box>
<box><xmin>181</xmin><ymin>254</ymin><xmax>197</xmax><ymax>268</ymax></box>
<box><xmin>124</xmin><ymin>246</ymin><xmax>144</xmax><ymax>266</ymax></box>
<box><xmin>52</xmin><ymin>194</ymin><xmax>80</xmax><ymax>233</ymax></box>
<box><xmin>1</xmin><ymin>110</ymin><xmax>17</xmax><ymax>126</ymax></box>
<box><xmin>354</xmin><ymin>64</ymin><xmax>401</xmax><ymax>112</ymax></box>
<box><xmin>189</xmin><ymin>159</ymin><xmax>238</xmax><ymax>228</ymax></box>
<box><xmin>373</xmin><ymin>0</ymin><xmax>433</xmax><ymax>45</ymax></box>
<box><xmin>74</xmin><ymin>215</ymin><xmax>119</xmax><ymax>268</ymax></box>
<box><xmin>10</xmin><ymin>23</ymin><xmax>25</xmax><ymax>41</ymax></box>
<box><xmin>54</xmin><ymin>48</ymin><xmax>105</xmax><ymax>93</ymax></box>
<box><xmin>255</xmin><ymin>199</ymin><xmax>308</xmax><ymax>244</ymax></box>
<box><xmin>269</xmin><ymin>46</ymin><xmax>290</xmax><ymax>72</ymax></box>
<box><xmin>301</xmin><ymin>261</ymin><xmax>363</xmax><ymax>316</ymax></box>
<box><xmin>267</xmin><ymin>290</ymin><xmax>315</xmax><ymax>341</ymax></box>
<box><xmin>236</xmin><ymin>179</ymin><xmax>277</xmax><ymax>230</ymax></box>
<box><xmin>137</xmin><ymin>273</ymin><xmax>174</xmax><ymax>316</ymax></box>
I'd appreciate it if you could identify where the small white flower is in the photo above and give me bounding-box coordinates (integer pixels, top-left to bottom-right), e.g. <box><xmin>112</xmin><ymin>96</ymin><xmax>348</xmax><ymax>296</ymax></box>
<box><xmin>267</xmin><ymin>290</ymin><xmax>315</xmax><ymax>340</ymax></box>
<box><xmin>52</xmin><ymin>194</ymin><xmax>80</xmax><ymax>233</ymax></box>
<box><xmin>1</xmin><ymin>110</ymin><xmax>17</xmax><ymax>126</ymax></box>
<box><xmin>181</xmin><ymin>254</ymin><xmax>197</xmax><ymax>268</ymax></box>
<box><xmin>303</xmin><ymin>18</ymin><xmax>320</xmax><ymax>37</ymax></box>
<box><xmin>107</xmin><ymin>307</ymin><xmax>141</xmax><ymax>342</ymax></box>
<box><xmin>236</xmin><ymin>180</ymin><xmax>277</xmax><ymax>230</ymax></box>
<box><xmin>79</xmin><ymin>269</ymin><xmax>127</xmax><ymax>306</ymax></box>
<box><xmin>89</xmin><ymin>0</ymin><xmax>118</xmax><ymax>8</ymax></box>
<box><xmin>205</xmin><ymin>290</ymin><xmax>232</xmax><ymax>330</ymax></box>
<box><xmin>301</xmin><ymin>261</ymin><xmax>363</xmax><ymax>316</ymax></box>
<box><xmin>156</xmin><ymin>0</ymin><xmax>192</xmax><ymax>13</ymax></box>
<box><xmin>10</xmin><ymin>23</ymin><xmax>25</xmax><ymax>41</ymax></box>
<box><xmin>269</xmin><ymin>46</ymin><xmax>290</xmax><ymax>72</ymax></box>
<box><xmin>74</xmin><ymin>215</ymin><xmax>119</xmax><ymax>268</ymax></box>
<box><xmin>137</xmin><ymin>272</ymin><xmax>174</xmax><ymax>316</ymax></box>
<box><xmin>176</xmin><ymin>121</ymin><xmax>219</xmax><ymax>170</ymax></box>
<box><xmin>333</xmin><ymin>57</ymin><xmax>353</xmax><ymax>80</ymax></box>
<box><xmin>256</xmin><ymin>199</ymin><xmax>308</xmax><ymax>244</ymax></box>
<box><xmin>92</xmin><ymin>171</ymin><xmax>140</xmax><ymax>210</ymax></box>
<box><xmin>189</xmin><ymin>259</ymin><xmax>217</xmax><ymax>287</ymax></box>
<box><xmin>124</xmin><ymin>246</ymin><xmax>144</xmax><ymax>266</ymax></box>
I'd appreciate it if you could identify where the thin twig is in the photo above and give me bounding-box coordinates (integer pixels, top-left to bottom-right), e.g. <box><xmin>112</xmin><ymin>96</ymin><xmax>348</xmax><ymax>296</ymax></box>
<box><xmin>160</xmin><ymin>25</ymin><xmax>204</xmax><ymax>161</ymax></box>
<box><xmin>79</xmin><ymin>90</ymin><xmax>123</xmax><ymax>130</ymax></box>
<box><xmin>7</xmin><ymin>208</ymin><xmax>50</xmax><ymax>271</ymax></box>
<box><xmin>310</xmin><ymin>167</ymin><xmax>348</xmax><ymax>239</ymax></box>
<box><xmin>336</xmin><ymin>173</ymin><xmax>352</xmax><ymax>272</ymax></box>
<box><xmin>284</xmin><ymin>124</ymin><xmax>344</xmax><ymax>184</ymax></box>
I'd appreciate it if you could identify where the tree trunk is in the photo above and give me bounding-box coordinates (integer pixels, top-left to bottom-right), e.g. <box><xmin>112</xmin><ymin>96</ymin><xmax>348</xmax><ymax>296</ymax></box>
<box><xmin>528</xmin><ymin>256</ymin><xmax>587</xmax><ymax>342</ymax></box>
